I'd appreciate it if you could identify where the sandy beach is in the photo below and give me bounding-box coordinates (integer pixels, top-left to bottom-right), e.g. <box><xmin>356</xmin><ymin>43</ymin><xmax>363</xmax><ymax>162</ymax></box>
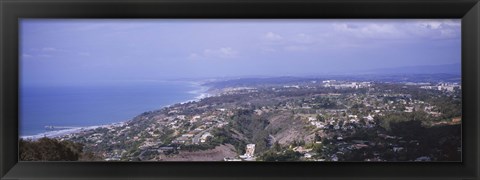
<box><xmin>20</xmin><ymin>122</ymin><xmax>126</xmax><ymax>141</ymax></box>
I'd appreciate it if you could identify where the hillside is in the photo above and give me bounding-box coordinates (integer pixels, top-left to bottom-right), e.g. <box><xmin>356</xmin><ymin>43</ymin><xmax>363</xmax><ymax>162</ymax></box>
<box><xmin>45</xmin><ymin>76</ymin><xmax>462</xmax><ymax>162</ymax></box>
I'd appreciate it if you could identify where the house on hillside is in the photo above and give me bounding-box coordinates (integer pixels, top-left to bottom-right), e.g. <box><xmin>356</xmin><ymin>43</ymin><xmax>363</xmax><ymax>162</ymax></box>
<box><xmin>200</xmin><ymin>132</ymin><xmax>213</xmax><ymax>143</ymax></box>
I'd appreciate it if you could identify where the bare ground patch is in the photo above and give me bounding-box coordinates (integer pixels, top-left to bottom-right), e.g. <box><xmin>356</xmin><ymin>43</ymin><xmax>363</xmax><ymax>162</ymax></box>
<box><xmin>161</xmin><ymin>144</ymin><xmax>237</xmax><ymax>161</ymax></box>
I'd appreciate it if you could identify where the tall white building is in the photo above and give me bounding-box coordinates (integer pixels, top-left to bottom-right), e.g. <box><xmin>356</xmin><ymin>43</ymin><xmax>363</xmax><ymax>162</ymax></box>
<box><xmin>245</xmin><ymin>144</ymin><xmax>255</xmax><ymax>157</ymax></box>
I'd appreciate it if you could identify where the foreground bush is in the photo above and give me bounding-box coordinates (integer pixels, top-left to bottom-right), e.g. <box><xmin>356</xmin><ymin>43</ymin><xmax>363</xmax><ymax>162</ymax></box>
<box><xmin>19</xmin><ymin>137</ymin><xmax>99</xmax><ymax>161</ymax></box>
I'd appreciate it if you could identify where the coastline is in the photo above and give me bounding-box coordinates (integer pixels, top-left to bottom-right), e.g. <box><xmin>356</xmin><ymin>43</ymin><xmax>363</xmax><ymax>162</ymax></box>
<box><xmin>20</xmin><ymin>81</ymin><xmax>213</xmax><ymax>141</ymax></box>
<box><xmin>20</xmin><ymin>122</ymin><xmax>126</xmax><ymax>141</ymax></box>
<box><xmin>187</xmin><ymin>82</ymin><xmax>213</xmax><ymax>102</ymax></box>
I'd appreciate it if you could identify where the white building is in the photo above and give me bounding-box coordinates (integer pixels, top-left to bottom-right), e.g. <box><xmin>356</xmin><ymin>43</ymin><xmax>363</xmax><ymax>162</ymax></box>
<box><xmin>200</xmin><ymin>132</ymin><xmax>213</xmax><ymax>143</ymax></box>
<box><xmin>245</xmin><ymin>144</ymin><xmax>256</xmax><ymax>157</ymax></box>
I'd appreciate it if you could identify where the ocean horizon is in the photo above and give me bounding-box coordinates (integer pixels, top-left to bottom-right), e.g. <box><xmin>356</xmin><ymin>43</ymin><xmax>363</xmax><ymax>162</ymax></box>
<box><xmin>20</xmin><ymin>81</ymin><xmax>206</xmax><ymax>137</ymax></box>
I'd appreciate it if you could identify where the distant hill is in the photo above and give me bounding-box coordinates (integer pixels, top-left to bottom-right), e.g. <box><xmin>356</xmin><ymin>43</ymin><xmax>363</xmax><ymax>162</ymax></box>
<box><xmin>359</xmin><ymin>63</ymin><xmax>461</xmax><ymax>75</ymax></box>
<box><xmin>201</xmin><ymin>63</ymin><xmax>462</xmax><ymax>88</ymax></box>
<box><xmin>204</xmin><ymin>73</ymin><xmax>460</xmax><ymax>89</ymax></box>
<box><xmin>203</xmin><ymin>76</ymin><xmax>317</xmax><ymax>89</ymax></box>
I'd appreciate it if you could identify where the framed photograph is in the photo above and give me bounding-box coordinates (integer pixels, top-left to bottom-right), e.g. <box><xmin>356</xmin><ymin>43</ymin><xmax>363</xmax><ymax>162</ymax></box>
<box><xmin>1</xmin><ymin>0</ymin><xmax>479</xmax><ymax>179</ymax></box>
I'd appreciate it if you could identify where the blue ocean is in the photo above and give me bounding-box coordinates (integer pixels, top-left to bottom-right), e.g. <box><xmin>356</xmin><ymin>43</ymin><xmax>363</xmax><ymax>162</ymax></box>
<box><xmin>20</xmin><ymin>81</ymin><xmax>202</xmax><ymax>136</ymax></box>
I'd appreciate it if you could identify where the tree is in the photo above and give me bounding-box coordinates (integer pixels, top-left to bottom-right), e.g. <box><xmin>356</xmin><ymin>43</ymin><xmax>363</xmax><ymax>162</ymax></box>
<box><xmin>273</xmin><ymin>141</ymin><xmax>282</xmax><ymax>152</ymax></box>
<box><xmin>316</xmin><ymin>114</ymin><xmax>325</xmax><ymax>122</ymax></box>
<box><xmin>314</xmin><ymin>133</ymin><xmax>322</xmax><ymax>142</ymax></box>
<box><xmin>390</xmin><ymin>120</ymin><xmax>425</xmax><ymax>140</ymax></box>
<box><xmin>19</xmin><ymin>137</ymin><xmax>84</xmax><ymax>161</ymax></box>
<box><xmin>260</xmin><ymin>150</ymin><xmax>301</xmax><ymax>161</ymax></box>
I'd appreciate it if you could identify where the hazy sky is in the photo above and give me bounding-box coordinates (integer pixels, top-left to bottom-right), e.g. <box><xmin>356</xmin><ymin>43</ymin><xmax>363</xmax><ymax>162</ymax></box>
<box><xmin>20</xmin><ymin>19</ymin><xmax>461</xmax><ymax>86</ymax></box>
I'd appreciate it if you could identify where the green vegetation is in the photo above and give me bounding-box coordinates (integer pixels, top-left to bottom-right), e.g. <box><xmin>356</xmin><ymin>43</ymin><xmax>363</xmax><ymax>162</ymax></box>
<box><xmin>259</xmin><ymin>150</ymin><xmax>302</xmax><ymax>161</ymax></box>
<box><xmin>48</xmin><ymin>77</ymin><xmax>460</xmax><ymax>161</ymax></box>
<box><xmin>211</xmin><ymin>127</ymin><xmax>247</xmax><ymax>154</ymax></box>
<box><xmin>229</xmin><ymin>109</ymin><xmax>270</xmax><ymax>154</ymax></box>
<box><xmin>19</xmin><ymin>137</ymin><xmax>100</xmax><ymax>161</ymax></box>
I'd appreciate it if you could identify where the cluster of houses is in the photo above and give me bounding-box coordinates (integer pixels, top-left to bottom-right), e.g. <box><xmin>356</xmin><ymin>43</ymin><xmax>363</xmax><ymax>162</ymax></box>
<box><xmin>308</xmin><ymin>113</ymin><xmax>376</xmax><ymax>130</ymax></box>
<box><xmin>57</xmin><ymin>79</ymin><xmax>458</xmax><ymax>162</ymax></box>
<box><xmin>170</xmin><ymin>114</ymin><xmax>228</xmax><ymax>145</ymax></box>
<box><xmin>420</xmin><ymin>82</ymin><xmax>461</xmax><ymax>92</ymax></box>
<box><xmin>220</xmin><ymin>87</ymin><xmax>259</xmax><ymax>95</ymax></box>
<box><xmin>322</xmin><ymin>80</ymin><xmax>372</xmax><ymax>89</ymax></box>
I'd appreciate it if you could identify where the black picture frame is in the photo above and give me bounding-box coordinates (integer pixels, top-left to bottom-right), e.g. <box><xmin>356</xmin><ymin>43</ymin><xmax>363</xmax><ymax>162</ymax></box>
<box><xmin>1</xmin><ymin>0</ymin><xmax>479</xmax><ymax>179</ymax></box>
